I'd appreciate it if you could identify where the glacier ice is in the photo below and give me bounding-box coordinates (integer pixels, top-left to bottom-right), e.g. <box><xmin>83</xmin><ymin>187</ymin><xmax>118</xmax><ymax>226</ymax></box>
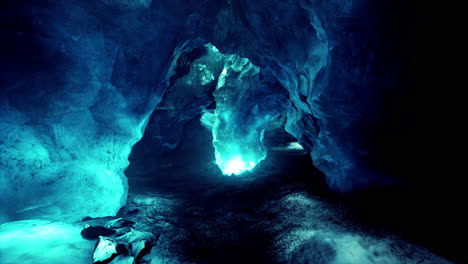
<box><xmin>199</xmin><ymin>45</ymin><xmax>284</xmax><ymax>176</ymax></box>
<box><xmin>93</xmin><ymin>236</ymin><xmax>119</xmax><ymax>264</ymax></box>
<box><xmin>0</xmin><ymin>220</ymin><xmax>95</xmax><ymax>264</ymax></box>
<box><xmin>189</xmin><ymin>0</ymin><xmax>412</xmax><ymax>190</ymax></box>
<box><xmin>0</xmin><ymin>0</ymin><xmax>398</xmax><ymax>225</ymax></box>
<box><xmin>0</xmin><ymin>0</ymin><xmax>187</xmax><ymax>222</ymax></box>
<box><xmin>1</xmin><ymin>0</ymin><xmax>420</xmax><ymax>219</ymax></box>
<box><xmin>204</xmin><ymin>53</ymin><xmax>265</xmax><ymax>176</ymax></box>
<box><xmin>100</xmin><ymin>0</ymin><xmax>153</xmax><ymax>9</ymax></box>
<box><xmin>151</xmin><ymin>41</ymin><xmax>285</xmax><ymax>177</ymax></box>
<box><xmin>0</xmin><ymin>0</ymin><xmax>455</xmax><ymax>262</ymax></box>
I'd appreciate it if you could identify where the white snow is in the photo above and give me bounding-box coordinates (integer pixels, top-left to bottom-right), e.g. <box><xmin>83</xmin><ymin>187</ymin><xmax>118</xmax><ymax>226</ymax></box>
<box><xmin>0</xmin><ymin>220</ymin><xmax>94</xmax><ymax>264</ymax></box>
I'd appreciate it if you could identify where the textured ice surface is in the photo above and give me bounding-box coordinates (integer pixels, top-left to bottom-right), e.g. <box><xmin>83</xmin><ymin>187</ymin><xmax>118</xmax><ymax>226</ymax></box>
<box><xmin>111</xmin><ymin>255</ymin><xmax>136</xmax><ymax>264</ymax></box>
<box><xmin>93</xmin><ymin>236</ymin><xmax>118</xmax><ymax>263</ymax></box>
<box><xmin>200</xmin><ymin>45</ymin><xmax>284</xmax><ymax>176</ymax></box>
<box><xmin>110</xmin><ymin>191</ymin><xmax>453</xmax><ymax>264</ymax></box>
<box><xmin>1</xmin><ymin>0</ymin><xmax>416</xmax><ymax>224</ymax></box>
<box><xmin>100</xmin><ymin>0</ymin><xmax>153</xmax><ymax>9</ymax></box>
<box><xmin>198</xmin><ymin>0</ymin><xmax>408</xmax><ymax>190</ymax></box>
<box><xmin>149</xmin><ymin>41</ymin><xmax>284</xmax><ymax>177</ymax></box>
<box><xmin>0</xmin><ymin>220</ymin><xmax>94</xmax><ymax>264</ymax></box>
<box><xmin>265</xmin><ymin>193</ymin><xmax>452</xmax><ymax>264</ymax></box>
<box><xmin>0</xmin><ymin>0</ymin><xmax>189</xmax><ymax>222</ymax></box>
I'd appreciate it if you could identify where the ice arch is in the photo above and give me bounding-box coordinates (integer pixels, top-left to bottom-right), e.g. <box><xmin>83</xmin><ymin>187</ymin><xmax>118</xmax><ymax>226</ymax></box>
<box><xmin>200</xmin><ymin>45</ymin><xmax>283</xmax><ymax>176</ymax></box>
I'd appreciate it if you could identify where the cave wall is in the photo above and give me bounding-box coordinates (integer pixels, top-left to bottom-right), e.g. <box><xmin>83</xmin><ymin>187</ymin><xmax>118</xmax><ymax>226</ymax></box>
<box><xmin>197</xmin><ymin>0</ymin><xmax>416</xmax><ymax>191</ymax></box>
<box><xmin>0</xmin><ymin>0</ymin><xmax>416</xmax><ymax>222</ymax></box>
<box><xmin>0</xmin><ymin>0</ymin><xmax>198</xmax><ymax>222</ymax></box>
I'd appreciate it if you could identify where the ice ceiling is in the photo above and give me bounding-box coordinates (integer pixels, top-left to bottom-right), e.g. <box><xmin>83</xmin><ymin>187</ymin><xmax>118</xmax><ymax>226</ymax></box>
<box><xmin>1</xmin><ymin>0</ymin><xmax>410</xmax><ymax>223</ymax></box>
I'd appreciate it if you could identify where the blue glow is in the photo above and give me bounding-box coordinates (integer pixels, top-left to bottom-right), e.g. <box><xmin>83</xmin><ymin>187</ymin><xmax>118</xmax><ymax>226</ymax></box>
<box><xmin>217</xmin><ymin>155</ymin><xmax>256</xmax><ymax>176</ymax></box>
<box><xmin>200</xmin><ymin>44</ymin><xmax>275</xmax><ymax>176</ymax></box>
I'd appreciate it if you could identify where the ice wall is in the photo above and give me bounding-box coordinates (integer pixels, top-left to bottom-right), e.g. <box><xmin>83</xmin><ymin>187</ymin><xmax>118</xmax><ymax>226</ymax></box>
<box><xmin>201</xmin><ymin>45</ymin><xmax>285</xmax><ymax>176</ymax></box>
<box><xmin>0</xmin><ymin>0</ymin><xmax>415</xmax><ymax>223</ymax></box>
<box><xmin>199</xmin><ymin>0</ymin><xmax>412</xmax><ymax>190</ymax></box>
<box><xmin>138</xmin><ymin>42</ymin><xmax>285</xmax><ymax>177</ymax></box>
<box><xmin>0</xmin><ymin>0</ymin><xmax>192</xmax><ymax>222</ymax></box>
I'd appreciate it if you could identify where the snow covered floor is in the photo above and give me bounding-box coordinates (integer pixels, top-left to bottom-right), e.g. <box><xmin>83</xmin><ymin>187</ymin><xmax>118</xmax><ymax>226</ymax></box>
<box><xmin>0</xmin><ymin>220</ymin><xmax>95</xmax><ymax>264</ymax></box>
<box><xmin>116</xmin><ymin>190</ymin><xmax>453</xmax><ymax>264</ymax></box>
<box><xmin>0</xmin><ymin>189</ymin><xmax>454</xmax><ymax>264</ymax></box>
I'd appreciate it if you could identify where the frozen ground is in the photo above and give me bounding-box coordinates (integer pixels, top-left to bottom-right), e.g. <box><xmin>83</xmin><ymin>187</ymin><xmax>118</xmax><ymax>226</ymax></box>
<box><xmin>0</xmin><ymin>220</ymin><xmax>95</xmax><ymax>264</ymax></box>
<box><xmin>1</xmin><ymin>180</ymin><xmax>450</xmax><ymax>264</ymax></box>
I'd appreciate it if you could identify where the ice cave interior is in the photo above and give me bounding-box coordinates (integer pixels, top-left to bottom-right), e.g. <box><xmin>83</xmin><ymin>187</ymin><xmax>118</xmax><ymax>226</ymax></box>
<box><xmin>0</xmin><ymin>0</ymin><xmax>463</xmax><ymax>264</ymax></box>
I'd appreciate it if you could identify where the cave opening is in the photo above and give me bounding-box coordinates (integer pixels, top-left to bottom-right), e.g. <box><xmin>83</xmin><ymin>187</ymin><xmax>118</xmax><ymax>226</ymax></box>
<box><xmin>0</xmin><ymin>0</ymin><xmax>463</xmax><ymax>263</ymax></box>
<box><xmin>117</xmin><ymin>44</ymin><xmax>336</xmax><ymax>264</ymax></box>
<box><xmin>124</xmin><ymin>43</ymin><xmax>323</xmax><ymax>196</ymax></box>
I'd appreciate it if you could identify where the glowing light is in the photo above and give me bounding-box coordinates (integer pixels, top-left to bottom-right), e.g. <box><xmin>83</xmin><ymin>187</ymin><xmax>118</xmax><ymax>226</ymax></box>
<box><xmin>218</xmin><ymin>155</ymin><xmax>256</xmax><ymax>176</ymax></box>
<box><xmin>287</xmin><ymin>142</ymin><xmax>304</xmax><ymax>150</ymax></box>
<box><xmin>200</xmin><ymin>43</ymin><xmax>271</xmax><ymax>177</ymax></box>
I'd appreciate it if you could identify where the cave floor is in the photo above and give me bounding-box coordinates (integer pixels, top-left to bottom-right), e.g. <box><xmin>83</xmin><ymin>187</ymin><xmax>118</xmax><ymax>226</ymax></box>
<box><xmin>0</xmin><ymin>172</ymin><xmax>454</xmax><ymax>264</ymax></box>
<box><xmin>116</xmin><ymin>167</ymin><xmax>452</xmax><ymax>264</ymax></box>
<box><xmin>0</xmin><ymin>153</ymin><xmax>456</xmax><ymax>264</ymax></box>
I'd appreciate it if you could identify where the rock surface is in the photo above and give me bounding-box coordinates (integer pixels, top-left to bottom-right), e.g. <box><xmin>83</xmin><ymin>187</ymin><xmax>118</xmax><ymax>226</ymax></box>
<box><xmin>117</xmin><ymin>229</ymin><xmax>158</xmax><ymax>244</ymax></box>
<box><xmin>93</xmin><ymin>236</ymin><xmax>119</xmax><ymax>264</ymax></box>
<box><xmin>106</xmin><ymin>218</ymin><xmax>136</xmax><ymax>229</ymax></box>
<box><xmin>113</xmin><ymin>187</ymin><xmax>453</xmax><ymax>264</ymax></box>
<box><xmin>0</xmin><ymin>185</ymin><xmax>454</xmax><ymax>264</ymax></box>
<box><xmin>77</xmin><ymin>217</ymin><xmax>157</xmax><ymax>262</ymax></box>
<box><xmin>82</xmin><ymin>225</ymin><xmax>117</xmax><ymax>240</ymax></box>
<box><xmin>132</xmin><ymin>240</ymin><xmax>152</xmax><ymax>261</ymax></box>
<box><xmin>110</xmin><ymin>255</ymin><xmax>136</xmax><ymax>264</ymax></box>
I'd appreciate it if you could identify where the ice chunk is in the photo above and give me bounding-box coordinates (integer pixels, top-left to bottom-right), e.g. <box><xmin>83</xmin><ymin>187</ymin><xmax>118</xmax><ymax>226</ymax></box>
<box><xmin>93</xmin><ymin>237</ymin><xmax>119</xmax><ymax>264</ymax></box>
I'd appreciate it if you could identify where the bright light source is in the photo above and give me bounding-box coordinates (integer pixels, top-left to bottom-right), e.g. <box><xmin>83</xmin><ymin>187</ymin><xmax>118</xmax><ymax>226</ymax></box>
<box><xmin>201</xmin><ymin>43</ymin><xmax>269</xmax><ymax>177</ymax></box>
<box><xmin>220</xmin><ymin>155</ymin><xmax>256</xmax><ymax>176</ymax></box>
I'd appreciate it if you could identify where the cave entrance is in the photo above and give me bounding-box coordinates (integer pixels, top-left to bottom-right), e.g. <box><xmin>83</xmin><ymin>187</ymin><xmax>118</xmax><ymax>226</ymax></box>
<box><xmin>124</xmin><ymin>43</ymin><xmax>321</xmax><ymax>195</ymax></box>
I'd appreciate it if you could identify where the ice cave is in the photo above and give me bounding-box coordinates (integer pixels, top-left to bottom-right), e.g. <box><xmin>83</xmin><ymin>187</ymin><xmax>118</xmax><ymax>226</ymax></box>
<box><xmin>0</xmin><ymin>0</ymin><xmax>462</xmax><ymax>264</ymax></box>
